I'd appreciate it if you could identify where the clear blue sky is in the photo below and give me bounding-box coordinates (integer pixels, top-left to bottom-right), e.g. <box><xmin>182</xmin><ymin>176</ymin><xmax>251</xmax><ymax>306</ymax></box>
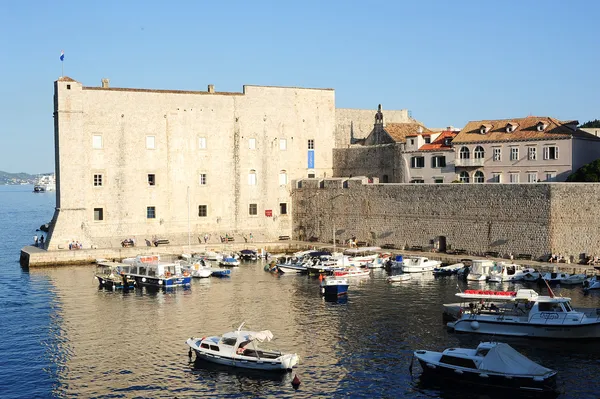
<box><xmin>2</xmin><ymin>0</ymin><xmax>599</xmax><ymax>174</ymax></box>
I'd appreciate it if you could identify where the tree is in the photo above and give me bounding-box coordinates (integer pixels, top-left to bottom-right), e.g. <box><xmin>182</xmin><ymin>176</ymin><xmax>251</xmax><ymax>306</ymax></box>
<box><xmin>580</xmin><ymin>119</ymin><xmax>600</xmax><ymax>128</ymax></box>
<box><xmin>566</xmin><ymin>159</ymin><xmax>600</xmax><ymax>182</ymax></box>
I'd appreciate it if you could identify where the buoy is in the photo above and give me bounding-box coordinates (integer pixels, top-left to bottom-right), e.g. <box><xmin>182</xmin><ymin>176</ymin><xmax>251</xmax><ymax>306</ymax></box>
<box><xmin>188</xmin><ymin>348</ymin><xmax>192</xmax><ymax>359</ymax></box>
<box><xmin>291</xmin><ymin>374</ymin><xmax>301</xmax><ymax>390</ymax></box>
<box><xmin>319</xmin><ymin>274</ymin><xmax>323</xmax><ymax>281</ymax></box>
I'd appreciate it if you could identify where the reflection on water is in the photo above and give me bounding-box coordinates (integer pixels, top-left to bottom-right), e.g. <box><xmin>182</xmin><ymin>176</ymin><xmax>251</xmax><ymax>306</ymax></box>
<box><xmin>1</xmin><ymin>184</ymin><xmax>600</xmax><ymax>398</ymax></box>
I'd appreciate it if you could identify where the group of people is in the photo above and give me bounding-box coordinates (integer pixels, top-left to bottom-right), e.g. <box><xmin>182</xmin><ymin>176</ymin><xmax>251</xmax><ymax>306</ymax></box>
<box><xmin>587</xmin><ymin>255</ymin><xmax>600</xmax><ymax>265</ymax></box>
<box><xmin>69</xmin><ymin>241</ymin><xmax>83</xmax><ymax>250</ymax></box>
<box><xmin>549</xmin><ymin>253</ymin><xmax>567</xmax><ymax>263</ymax></box>
<box><xmin>33</xmin><ymin>234</ymin><xmax>45</xmax><ymax>247</ymax></box>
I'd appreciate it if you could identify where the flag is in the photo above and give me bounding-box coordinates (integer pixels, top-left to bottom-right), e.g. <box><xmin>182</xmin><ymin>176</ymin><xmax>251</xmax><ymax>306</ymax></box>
<box><xmin>60</xmin><ymin>50</ymin><xmax>64</xmax><ymax>61</ymax></box>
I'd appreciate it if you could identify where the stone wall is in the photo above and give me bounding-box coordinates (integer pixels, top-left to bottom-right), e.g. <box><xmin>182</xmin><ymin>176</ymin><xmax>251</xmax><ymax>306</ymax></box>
<box><xmin>335</xmin><ymin>108</ymin><xmax>414</xmax><ymax>148</ymax></box>
<box><xmin>292</xmin><ymin>180</ymin><xmax>600</xmax><ymax>260</ymax></box>
<box><xmin>332</xmin><ymin>145</ymin><xmax>405</xmax><ymax>182</ymax></box>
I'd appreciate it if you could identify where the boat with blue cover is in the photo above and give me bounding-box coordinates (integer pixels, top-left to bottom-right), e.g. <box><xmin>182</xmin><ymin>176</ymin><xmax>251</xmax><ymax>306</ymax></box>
<box><xmin>320</xmin><ymin>276</ymin><xmax>349</xmax><ymax>297</ymax></box>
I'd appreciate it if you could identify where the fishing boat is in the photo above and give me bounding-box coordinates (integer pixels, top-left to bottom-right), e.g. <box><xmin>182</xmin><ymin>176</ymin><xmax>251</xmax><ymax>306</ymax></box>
<box><xmin>94</xmin><ymin>261</ymin><xmax>135</xmax><ymax>289</ymax></box>
<box><xmin>583</xmin><ymin>275</ymin><xmax>600</xmax><ymax>291</ymax></box>
<box><xmin>487</xmin><ymin>263</ymin><xmax>536</xmax><ymax>283</ymax></box>
<box><xmin>413</xmin><ymin>342</ymin><xmax>557</xmax><ymax>394</ymax></box>
<box><xmin>186</xmin><ymin>322</ymin><xmax>299</xmax><ymax>371</ymax></box>
<box><xmin>122</xmin><ymin>255</ymin><xmax>192</xmax><ymax>288</ymax></box>
<box><xmin>447</xmin><ymin>288</ymin><xmax>600</xmax><ymax>339</ymax></box>
<box><xmin>333</xmin><ymin>266</ymin><xmax>371</xmax><ymax>278</ymax></box>
<box><xmin>433</xmin><ymin>263</ymin><xmax>464</xmax><ymax>276</ymax></box>
<box><xmin>466</xmin><ymin>259</ymin><xmax>494</xmax><ymax>281</ymax></box>
<box><xmin>179</xmin><ymin>254</ymin><xmax>212</xmax><ymax>278</ymax></box>
<box><xmin>320</xmin><ymin>276</ymin><xmax>349</xmax><ymax>297</ymax></box>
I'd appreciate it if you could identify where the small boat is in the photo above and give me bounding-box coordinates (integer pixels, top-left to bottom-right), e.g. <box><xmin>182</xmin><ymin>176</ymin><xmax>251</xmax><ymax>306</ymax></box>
<box><xmin>344</xmin><ymin>246</ymin><xmax>381</xmax><ymax>266</ymax></box>
<box><xmin>33</xmin><ymin>174</ymin><xmax>56</xmax><ymax>193</ymax></box>
<box><xmin>320</xmin><ymin>276</ymin><xmax>349</xmax><ymax>297</ymax></box>
<box><xmin>220</xmin><ymin>256</ymin><xmax>240</xmax><ymax>267</ymax></box>
<box><xmin>488</xmin><ymin>263</ymin><xmax>536</xmax><ymax>283</ymax></box>
<box><xmin>239</xmin><ymin>249</ymin><xmax>258</xmax><ymax>261</ymax></box>
<box><xmin>433</xmin><ymin>263</ymin><xmax>464</xmax><ymax>276</ymax></box>
<box><xmin>277</xmin><ymin>262</ymin><xmax>308</xmax><ymax>274</ymax></box>
<box><xmin>523</xmin><ymin>271</ymin><xmax>541</xmax><ymax>282</ymax></box>
<box><xmin>186</xmin><ymin>322</ymin><xmax>299</xmax><ymax>371</ymax></box>
<box><xmin>541</xmin><ymin>271</ymin><xmax>569</xmax><ymax>285</ymax></box>
<box><xmin>180</xmin><ymin>254</ymin><xmax>212</xmax><ymax>278</ymax></box>
<box><xmin>401</xmin><ymin>256</ymin><xmax>442</xmax><ymax>273</ymax></box>
<box><xmin>210</xmin><ymin>267</ymin><xmax>231</xmax><ymax>277</ymax></box>
<box><xmin>387</xmin><ymin>274</ymin><xmax>411</xmax><ymax>282</ymax></box>
<box><xmin>95</xmin><ymin>261</ymin><xmax>135</xmax><ymax>289</ymax></box>
<box><xmin>466</xmin><ymin>260</ymin><xmax>494</xmax><ymax>281</ymax></box>
<box><xmin>558</xmin><ymin>273</ymin><xmax>586</xmax><ymax>285</ymax></box>
<box><xmin>413</xmin><ymin>342</ymin><xmax>557</xmax><ymax>394</ymax></box>
<box><xmin>333</xmin><ymin>266</ymin><xmax>370</xmax><ymax>278</ymax></box>
<box><xmin>583</xmin><ymin>275</ymin><xmax>600</xmax><ymax>291</ymax></box>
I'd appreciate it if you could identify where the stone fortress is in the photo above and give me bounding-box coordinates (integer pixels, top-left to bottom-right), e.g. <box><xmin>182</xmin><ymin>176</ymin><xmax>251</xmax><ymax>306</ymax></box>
<box><xmin>43</xmin><ymin>77</ymin><xmax>600</xmax><ymax>261</ymax></box>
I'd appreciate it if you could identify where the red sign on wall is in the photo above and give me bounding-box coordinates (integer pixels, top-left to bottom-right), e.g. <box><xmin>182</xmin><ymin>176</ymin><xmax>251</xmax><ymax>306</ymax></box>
<box><xmin>265</xmin><ymin>210</ymin><xmax>273</xmax><ymax>217</ymax></box>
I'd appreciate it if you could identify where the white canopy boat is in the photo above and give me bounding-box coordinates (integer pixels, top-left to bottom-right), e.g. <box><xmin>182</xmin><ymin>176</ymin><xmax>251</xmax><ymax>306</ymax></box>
<box><xmin>413</xmin><ymin>342</ymin><xmax>557</xmax><ymax>394</ymax></box>
<box><xmin>487</xmin><ymin>263</ymin><xmax>536</xmax><ymax>283</ymax></box>
<box><xmin>447</xmin><ymin>288</ymin><xmax>600</xmax><ymax>339</ymax></box>
<box><xmin>186</xmin><ymin>322</ymin><xmax>299</xmax><ymax>371</ymax></box>
<box><xmin>466</xmin><ymin>259</ymin><xmax>494</xmax><ymax>281</ymax></box>
<box><xmin>433</xmin><ymin>262</ymin><xmax>464</xmax><ymax>276</ymax></box>
<box><xmin>558</xmin><ymin>273</ymin><xmax>586</xmax><ymax>285</ymax></box>
<box><xmin>401</xmin><ymin>256</ymin><xmax>441</xmax><ymax>273</ymax></box>
<box><xmin>583</xmin><ymin>275</ymin><xmax>600</xmax><ymax>291</ymax></box>
<box><xmin>387</xmin><ymin>274</ymin><xmax>411</xmax><ymax>282</ymax></box>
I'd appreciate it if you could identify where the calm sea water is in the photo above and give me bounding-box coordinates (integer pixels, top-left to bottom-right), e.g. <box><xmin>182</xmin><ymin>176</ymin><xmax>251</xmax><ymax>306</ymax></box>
<box><xmin>1</xmin><ymin>185</ymin><xmax>600</xmax><ymax>398</ymax></box>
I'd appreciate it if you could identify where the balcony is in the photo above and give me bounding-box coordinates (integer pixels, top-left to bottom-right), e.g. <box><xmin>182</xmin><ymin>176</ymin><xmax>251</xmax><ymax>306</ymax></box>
<box><xmin>455</xmin><ymin>158</ymin><xmax>485</xmax><ymax>167</ymax></box>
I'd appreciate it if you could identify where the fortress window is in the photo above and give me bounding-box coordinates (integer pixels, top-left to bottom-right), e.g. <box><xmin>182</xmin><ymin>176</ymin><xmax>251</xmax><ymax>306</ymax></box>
<box><xmin>474</xmin><ymin>171</ymin><xmax>484</xmax><ymax>183</ymax></box>
<box><xmin>147</xmin><ymin>206</ymin><xmax>156</xmax><ymax>219</ymax></box>
<box><xmin>148</xmin><ymin>174</ymin><xmax>156</xmax><ymax>186</ymax></box>
<box><xmin>424</xmin><ymin>136</ymin><xmax>431</xmax><ymax>144</ymax></box>
<box><xmin>543</xmin><ymin>146</ymin><xmax>559</xmax><ymax>160</ymax></box>
<box><xmin>509</xmin><ymin>173</ymin><xmax>519</xmax><ymax>183</ymax></box>
<box><xmin>94</xmin><ymin>208</ymin><xmax>104</xmax><ymax>221</ymax></box>
<box><xmin>545</xmin><ymin>171</ymin><xmax>556</xmax><ymax>182</ymax></box>
<box><xmin>249</xmin><ymin>138</ymin><xmax>256</xmax><ymax>149</ymax></box>
<box><xmin>492</xmin><ymin>173</ymin><xmax>501</xmax><ymax>183</ymax></box>
<box><xmin>198</xmin><ymin>137</ymin><xmax>207</xmax><ymax>149</ymax></box>
<box><xmin>279</xmin><ymin>170</ymin><xmax>287</xmax><ymax>186</ymax></box>
<box><xmin>434</xmin><ymin>178</ymin><xmax>444</xmax><ymax>184</ymax></box>
<box><xmin>248</xmin><ymin>170</ymin><xmax>257</xmax><ymax>185</ymax></box>
<box><xmin>198</xmin><ymin>205</ymin><xmax>207</xmax><ymax>217</ymax></box>
<box><xmin>280</xmin><ymin>203</ymin><xmax>288</xmax><ymax>215</ymax></box>
<box><xmin>527</xmin><ymin>172</ymin><xmax>538</xmax><ymax>183</ymax></box>
<box><xmin>459</xmin><ymin>171</ymin><xmax>469</xmax><ymax>183</ymax></box>
<box><xmin>474</xmin><ymin>146</ymin><xmax>485</xmax><ymax>159</ymax></box>
<box><xmin>146</xmin><ymin>136</ymin><xmax>155</xmax><ymax>149</ymax></box>
<box><xmin>279</xmin><ymin>139</ymin><xmax>287</xmax><ymax>150</ymax></box>
<box><xmin>410</xmin><ymin>156</ymin><xmax>425</xmax><ymax>168</ymax></box>
<box><xmin>67</xmin><ymin>84</ymin><xmax>71</xmax><ymax>90</ymax></box>
<box><xmin>528</xmin><ymin>147</ymin><xmax>537</xmax><ymax>161</ymax></box>
<box><xmin>93</xmin><ymin>174</ymin><xmax>103</xmax><ymax>186</ymax></box>
<box><xmin>308</xmin><ymin>139</ymin><xmax>314</xmax><ymax>150</ymax></box>
<box><xmin>199</xmin><ymin>174</ymin><xmax>207</xmax><ymax>185</ymax></box>
<box><xmin>249</xmin><ymin>204</ymin><xmax>257</xmax><ymax>216</ymax></box>
<box><xmin>92</xmin><ymin>134</ymin><xmax>103</xmax><ymax>149</ymax></box>
<box><xmin>510</xmin><ymin>147</ymin><xmax>519</xmax><ymax>161</ymax></box>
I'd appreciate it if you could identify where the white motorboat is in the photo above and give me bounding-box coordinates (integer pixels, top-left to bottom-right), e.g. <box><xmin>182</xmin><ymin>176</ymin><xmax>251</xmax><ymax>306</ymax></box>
<box><xmin>413</xmin><ymin>342</ymin><xmax>557</xmax><ymax>394</ymax></box>
<box><xmin>466</xmin><ymin>259</ymin><xmax>494</xmax><ymax>281</ymax></box>
<box><xmin>180</xmin><ymin>254</ymin><xmax>212</xmax><ymax>278</ymax></box>
<box><xmin>205</xmin><ymin>251</ymin><xmax>223</xmax><ymax>262</ymax></box>
<box><xmin>186</xmin><ymin>322</ymin><xmax>299</xmax><ymax>371</ymax></box>
<box><xmin>487</xmin><ymin>262</ymin><xmax>535</xmax><ymax>283</ymax></box>
<box><xmin>220</xmin><ymin>255</ymin><xmax>240</xmax><ymax>267</ymax></box>
<box><xmin>387</xmin><ymin>274</ymin><xmax>411</xmax><ymax>282</ymax></box>
<box><xmin>559</xmin><ymin>273</ymin><xmax>586</xmax><ymax>285</ymax></box>
<box><xmin>447</xmin><ymin>288</ymin><xmax>600</xmax><ymax>339</ymax></box>
<box><xmin>523</xmin><ymin>271</ymin><xmax>541</xmax><ymax>282</ymax></box>
<box><xmin>583</xmin><ymin>275</ymin><xmax>600</xmax><ymax>291</ymax></box>
<box><xmin>401</xmin><ymin>256</ymin><xmax>441</xmax><ymax>273</ymax></box>
<box><xmin>320</xmin><ymin>276</ymin><xmax>349</xmax><ymax>296</ymax></box>
<box><xmin>333</xmin><ymin>266</ymin><xmax>370</xmax><ymax>278</ymax></box>
<box><xmin>276</xmin><ymin>255</ymin><xmax>308</xmax><ymax>274</ymax></box>
<box><xmin>122</xmin><ymin>255</ymin><xmax>192</xmax><ymax>287</ymax></box>
<box><xmin>94</xmin><ymin>261</ymin><xmax>135</xmax><ymax>289</ymax></box>
<box><xmin>541</xmin><ymin>271</ymin><xmax>569</xmax><ymax>284</ymax></box>
<box><xmin>344</xmin><ymin>246</ymin><xmax>381</xmax><ymax>266</ymax></box>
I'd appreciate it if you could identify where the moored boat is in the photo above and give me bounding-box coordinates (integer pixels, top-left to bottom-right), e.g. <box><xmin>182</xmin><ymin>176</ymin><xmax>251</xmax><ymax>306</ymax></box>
<box><xmin>320</xmin><ymin>276</ymin><xmax>349</xmax><ymax>297</ymax></box>
<box><xmin>558</xmin><ymin>273</ymin><xmax>586</xmax><ymax>285</ymax></box>
<box><xmin>95</xmin><ymin>261</ymin><xmax>135</xmax><ymax>289</ymax></box>
<box><xmin>433</xmin><ymin>262</ymin><xmax>464</xmax><ymax>276</ymax></box>
<box><xmin>333</xmin><ymin>266</ymin><xmax>370</xmax><ymax>278</ymax></box>
<box><xmin>447</xmin><ymin>288</ymin><xmax>600</xmax><ymax>339</ymax></box>
<box><xmin>220</xmin><ymin>255</ymin><xmax>241</xmax><ymax>267</ymax></box>
<box><xmin>186</xmin><ymin>322</ymin><xmax>299</xmax><ymax>371</ymax></box>
<box><xmin>466</xmin><ymin>259</ymin><xmax>494</xmax><ymax>281</ymax></box>
<box><xmin>413</xmin><ymin>342</ymin><xmax>557</xmax><ymax>394</ymax></box>
<box><xmin>122</xmin><ymin>255</ymin><xmax>192</xmax><ymax>288</ymax></box>
<box><xmin>583</xmin><ymin>275</ymin><xmax>600</xmax><ymax>291</ymax></box>
<box><xmin>401</xmin><ymin>256</ymin><xmax>442</xmax><ymax>273</ymax></box>
<box><xmin>387</xmin><ymin>274</ymin><xmax>411</xmax><ymax>282</ymax></box>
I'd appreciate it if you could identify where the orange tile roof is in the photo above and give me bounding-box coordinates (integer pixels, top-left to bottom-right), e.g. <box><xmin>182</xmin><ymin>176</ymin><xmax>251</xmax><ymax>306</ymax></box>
<box><xmin>419</xmin><ymin>130</ymin><xmax>458</xmax><ymax>151</ymax></box>
<box><xmin>384</xmin><ymin>123</ymin><xmax>433</xmax><ymax>143</ymax></box>
<box><xmin>452</xmin><ymin>116</ymin><xmax>597</xmax><ymax>143</ymax></box>
<box><xmin>57</xmin><ymin>76</ymin><xmax>78</xmax><ymax>82</ymax></box>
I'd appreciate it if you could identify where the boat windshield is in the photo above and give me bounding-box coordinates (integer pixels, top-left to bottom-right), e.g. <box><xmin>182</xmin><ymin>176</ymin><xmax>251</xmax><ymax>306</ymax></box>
<box><xmin>439</xmin><ymin>355</ymin><xmax>477</xmax><ymax>369</ymax></box>
<box><xmin>221</xmin><ymin>337</ymin><xmax>237</xmax><ymax>346</ymax></box>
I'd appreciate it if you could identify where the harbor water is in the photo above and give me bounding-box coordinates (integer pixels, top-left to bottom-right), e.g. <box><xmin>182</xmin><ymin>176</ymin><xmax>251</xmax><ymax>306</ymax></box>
<box><xmin>1</xmin><ymin>185</ymin><xmax>600</xmax><ymax>398</ymax></box>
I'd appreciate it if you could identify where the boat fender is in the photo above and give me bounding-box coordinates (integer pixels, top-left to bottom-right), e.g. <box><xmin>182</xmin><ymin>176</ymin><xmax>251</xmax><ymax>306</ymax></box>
<box><xmin>470</xmin><ymin>321</ymin><xmax>480</xmax><ymax>330</ymax></box>
<box><xmin>141</xmin><ymin>277</ymin><xmax>146</xmax><ymax>283</ymax></box>
<box><xmin>291</xmin><ymin>374</ymin><xmax>301</xmax><ymax>390</ymax></box>
<box><xmin>158</xmin><ymin>280</ymin><xmax>163</xmax><ymax>285</ymax></box>
<box><xmin>165</xmin><ymin>272</ymin><xmax>171</xmax><ymax>277</ymax></box>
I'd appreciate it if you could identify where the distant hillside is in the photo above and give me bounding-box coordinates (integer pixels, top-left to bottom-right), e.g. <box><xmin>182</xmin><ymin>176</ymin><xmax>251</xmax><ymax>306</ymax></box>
<box><xmin>0</xmin><ymin>171</ymin><xmax>41</xmax><ymax>185</ymax></box>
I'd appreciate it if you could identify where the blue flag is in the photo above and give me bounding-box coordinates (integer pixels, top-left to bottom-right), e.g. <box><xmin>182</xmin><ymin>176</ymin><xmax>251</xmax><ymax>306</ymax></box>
<box><xmin>60</xmin><ymin>50</ymin><xmax>64</xmax><ymax>61</ymax></box>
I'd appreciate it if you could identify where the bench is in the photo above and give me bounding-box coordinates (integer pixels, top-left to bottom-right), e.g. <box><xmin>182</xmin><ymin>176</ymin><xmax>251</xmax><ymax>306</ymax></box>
<box><xmin>516</xmin><ymin>253</ymin><xmax>533</xmax><ymax>260</ymax></box>
<box><xmin>153</xmin><ymin>239</ymin><xmax>169</xmax><ymax>246</ymax></box>
<box><xmin>308</xmin><ymin>236</ymin><xmax>319</xmax><ymax>242</ymax></box>
<box><xmin>356</xmin><ymin>241</ymin><xmax>367</xmax><ymax>247</ymax></box>
<box><xmin>485</xmin><ymin>251</ymin><xmax>499</xmax><ymax>258</ymax></box>
<box><xmin>279</xmin><ymin>235</ymin><xmax>290</xmax><ymax>241</ymax></box>
<box><xmin>382</xmin><ymin>243</ymin><xmax>395</xmax><ymax>249</ymax></box>
<box><xmin>409</xmin><ymin>245</ymin><xmax>423</xmax><ymax>252</ymax></box>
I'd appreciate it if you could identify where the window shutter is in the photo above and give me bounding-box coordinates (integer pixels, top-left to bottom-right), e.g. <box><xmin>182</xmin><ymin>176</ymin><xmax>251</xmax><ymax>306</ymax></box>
<box><xmin>555</xmin><ymin>146</ymin><xmax>559</xmax><ymax>160</ymax></box>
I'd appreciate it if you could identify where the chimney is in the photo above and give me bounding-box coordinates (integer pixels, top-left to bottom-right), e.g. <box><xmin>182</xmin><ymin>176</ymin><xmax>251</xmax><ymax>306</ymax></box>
<box><xmin>101</xmin><ymin>78</ymin><xmax>110</xmax><ymax>88</ymax></box>
<box><xmin>208</xmin><ymin>84</ymin><xmax>215</xmax><ymax>93</ymax></box>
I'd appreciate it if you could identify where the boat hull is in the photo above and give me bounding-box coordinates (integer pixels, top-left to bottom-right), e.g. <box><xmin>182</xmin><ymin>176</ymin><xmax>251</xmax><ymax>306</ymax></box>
<box><xmin>191</xmin><ymin>349</ymin><xmax>297</xmax><ymax>371</ymax></box>
<box><xmin>277</xmin><ymin>264</ymin><xmax>307</xmax><ymax>273</ymax></box>
<box><xmin>96</xmin><ymin>276</ymin><xmax>134</xmax><ymax>290</ymax></box>
<box><xmin>320</xmin><ymin>284</ymin><xmax>349</xmax><ymax>297</ymax></box>
<box><xmin>130</xmin><ymin>275</ymin><xmax>192</xmax><ymax>287</ymax></box>
<box><xmin>416</xmin><ymin>358</ymin><xmax>557</xmax><ymax>393</ymax></box>
<box><xmin>449</xmin><ymin>317</ymin><xmax>600</xmax><ymax>339</ymax></box>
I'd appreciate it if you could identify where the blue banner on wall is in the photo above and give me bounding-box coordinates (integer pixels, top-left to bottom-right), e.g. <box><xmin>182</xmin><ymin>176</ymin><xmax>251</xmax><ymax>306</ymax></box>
<box><xmin>308</xmin><ymin>150</ymin><xmax>314</xmax><ymax>169</ymax></box>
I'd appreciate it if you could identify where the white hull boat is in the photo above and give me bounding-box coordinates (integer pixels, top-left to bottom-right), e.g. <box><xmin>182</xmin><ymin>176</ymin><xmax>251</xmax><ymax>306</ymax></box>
<box><xmin>447</xmin><ymin>288</ymin><xmax>600</xmax><ymax>339</ymax></box>
<box><xmin>583</xmin><ymin>275</ymin><xmax>600</xmax><ymax>291</ymax></box>
<box><xmin>277</xmin><ymin>264</ymin><xmax>307</xmax><ymax>274</ymax></box>
<box><xmin>387</xmin><ymin>274</ymin><xmax>411</xmax><ymax>282</ymax></box>
<box><xmin>186</xmin><ymin>323</ymin><xmax>299</xmax><ymax>371</ymax></box>
<box><xmin>401</xmin><ymin>256</ymin><xmax>441</xmax><ymax>273</ymax></box>
<box><xmin>466</xmin><ymin>260</ymin><xmax>494</xmax><ymax>281</ymax></box>
<box><xmin>559</xmin><ymin>274</ymin><xmax>586</xmax><ymax>285</ymax></box>
<box><xmin>333</xmin><ymin>267</ymin><xmax>370</xmax><ymax>278</ymax></box>
<box><xmin>413</xmin><ymin>342</ymin><xmax>557</xmax><ymax>394</ymax></box>
<box><xmin>220</xmin><ymin>257</ymin><xmax>240</xmax><ymax>267</ymax></box>
<box><xmin>488</xmin><ymin>263</ymin><xmax>535</xmax><ymax>283</ymax></box>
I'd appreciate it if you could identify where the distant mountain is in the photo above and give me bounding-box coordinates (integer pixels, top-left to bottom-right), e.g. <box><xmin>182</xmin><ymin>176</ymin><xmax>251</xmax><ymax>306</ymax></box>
<box><xmin>0</xmin><ymin>171</ymin><xmax>46</xmax><ymax>185</ymax></box>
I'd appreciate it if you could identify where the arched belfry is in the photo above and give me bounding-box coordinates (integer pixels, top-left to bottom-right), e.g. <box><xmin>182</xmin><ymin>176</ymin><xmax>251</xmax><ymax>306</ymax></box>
<box><xmin>374</xmin><ymin>104</ymin><xmax>384</xmax><ymax>126</ymax></box>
